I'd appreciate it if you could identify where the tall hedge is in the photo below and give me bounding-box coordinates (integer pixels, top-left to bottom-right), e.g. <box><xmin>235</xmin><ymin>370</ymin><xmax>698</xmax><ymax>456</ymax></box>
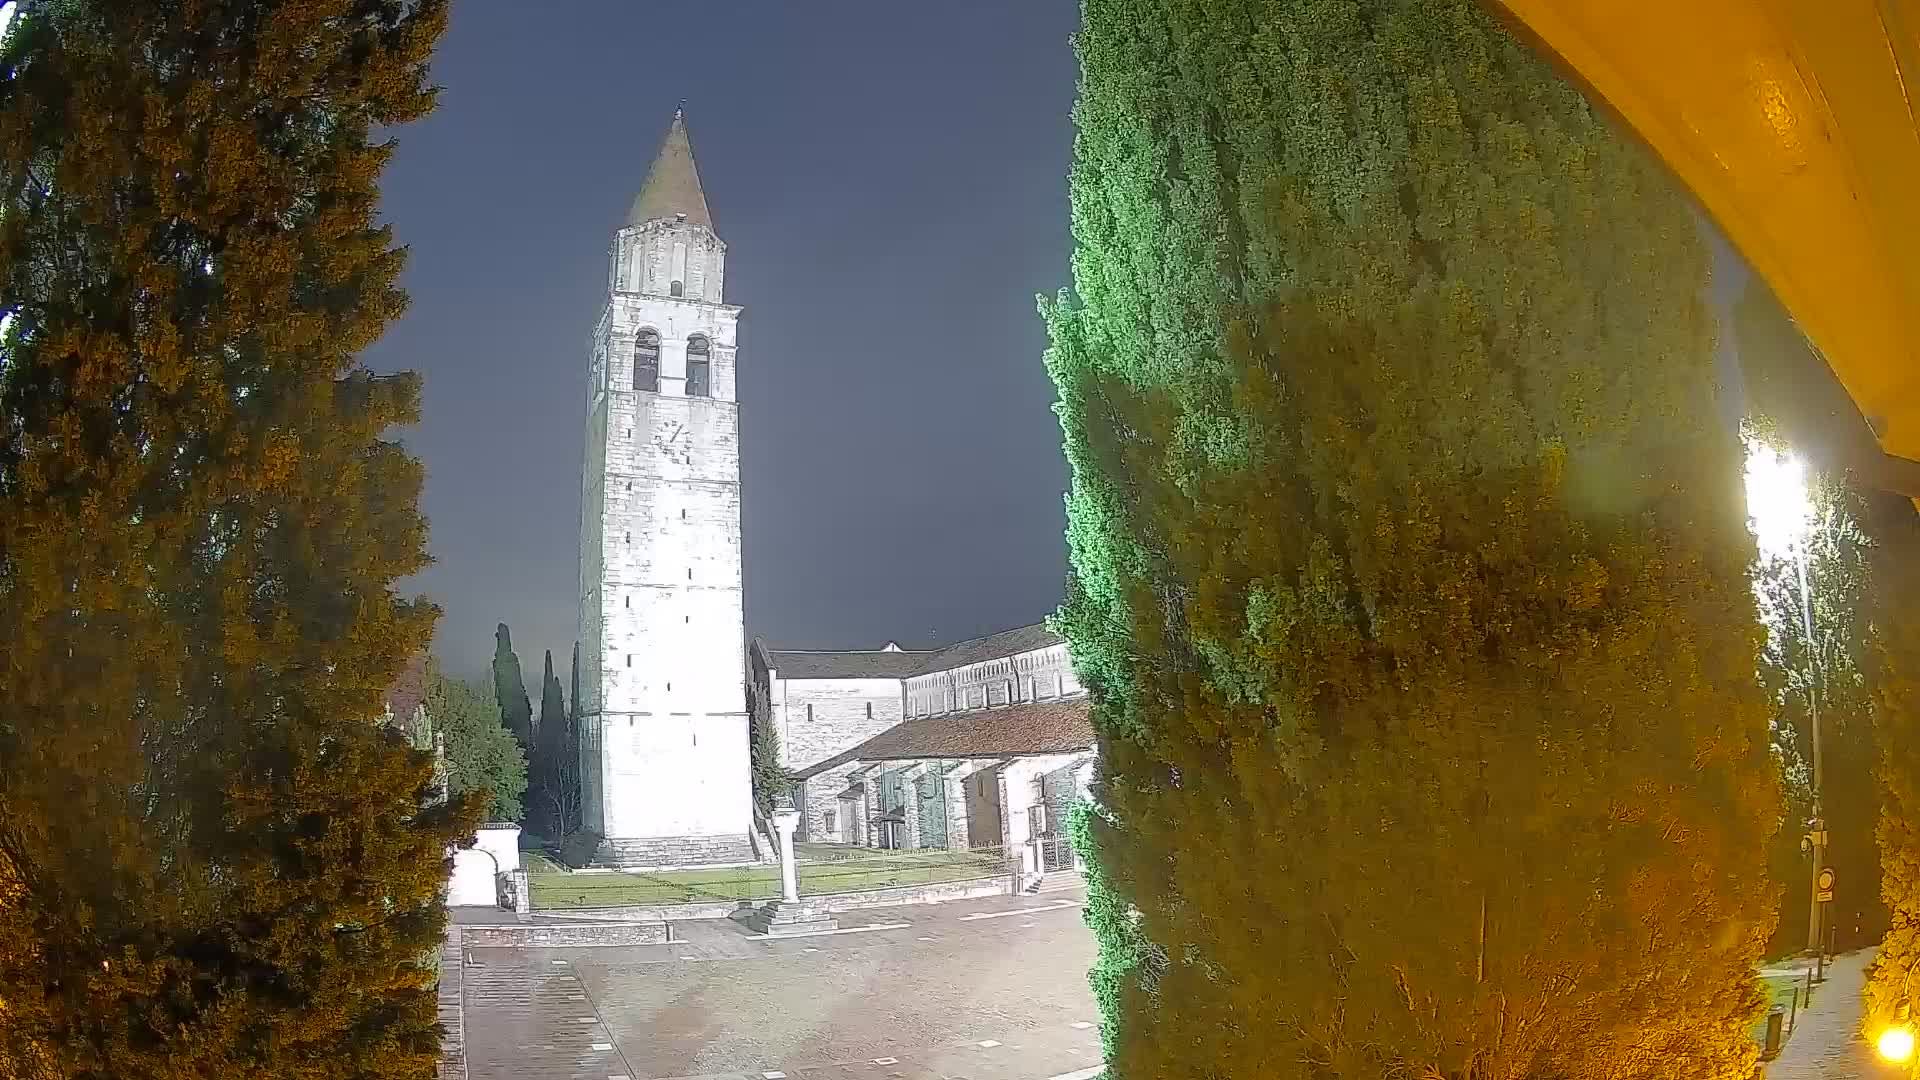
<box><xmin>0</xmin><ymin>2</ymin><xmax>477</xmax><ymax>1076</ymax></box>
<box><xmin>1042</xmin><ymin>1</ymin><xmax>1778</xmax><ymax>1077</ymax></box>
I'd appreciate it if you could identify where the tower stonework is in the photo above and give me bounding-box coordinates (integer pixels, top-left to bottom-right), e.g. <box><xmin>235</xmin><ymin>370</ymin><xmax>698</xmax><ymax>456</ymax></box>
<box><xmin>576</xmin><ymin>110</ymin><xmax>755</xmax><ymax>866</ymax></box>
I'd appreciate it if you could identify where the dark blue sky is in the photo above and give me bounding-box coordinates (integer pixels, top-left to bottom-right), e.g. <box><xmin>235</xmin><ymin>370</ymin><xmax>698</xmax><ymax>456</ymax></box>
<box><xmin>361</xmin><ymin>3</ymin><xmax>1084</xmax><ymax>679</ymax></box>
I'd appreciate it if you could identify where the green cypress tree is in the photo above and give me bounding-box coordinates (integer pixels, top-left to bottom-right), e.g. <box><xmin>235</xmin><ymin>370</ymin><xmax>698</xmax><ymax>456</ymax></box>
<box><xmin>749</xmin><ymin>707</ymin><xmax>788</xmax><ymax>816</ymax></box>
<box><xmin>491</xmin><ymin>621</ymin><xmax>533</xmax><ymax>749</ymax></box>
<box><xmin>0</xmin><ymin>1</ymin><xmax>479</xmax><ymax>1076</ymax></box>
<box><xmin>1042</xmin><ymin>1</ymin><xmax>1777</xmax><ymax>1076</ymax></box>
<box><xmin>530</xmin><ymin>649</ymin><xmax>575</xmax><ymax>835</ymax></box>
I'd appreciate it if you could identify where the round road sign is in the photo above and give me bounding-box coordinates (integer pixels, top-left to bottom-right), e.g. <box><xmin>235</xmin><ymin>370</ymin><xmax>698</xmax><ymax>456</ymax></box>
<box><xmin>1818</xmin><ymin>867</ymin><xmax>1836</xmax><ymax>891</ymax></box>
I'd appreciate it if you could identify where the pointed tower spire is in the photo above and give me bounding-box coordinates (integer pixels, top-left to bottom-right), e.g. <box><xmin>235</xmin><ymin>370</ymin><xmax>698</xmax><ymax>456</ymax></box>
<box><xmin>627</xmin><ymin>107</ymin><xmax>713</xmax><ymax>230</ymax></box>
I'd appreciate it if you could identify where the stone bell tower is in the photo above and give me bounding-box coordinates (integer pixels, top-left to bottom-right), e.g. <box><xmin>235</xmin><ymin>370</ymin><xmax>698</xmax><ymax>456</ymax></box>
<box><xmin>575</xmin><ymin>109</ymin><xmax>755</xmax><ymax>866</ymax></box>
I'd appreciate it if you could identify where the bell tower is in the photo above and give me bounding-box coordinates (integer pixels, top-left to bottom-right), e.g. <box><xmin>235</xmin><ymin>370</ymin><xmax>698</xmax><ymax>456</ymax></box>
<box><xmin>576</xmin><ymin>109</ymin><xmax>755</xmax><ymax>866</ymax></box>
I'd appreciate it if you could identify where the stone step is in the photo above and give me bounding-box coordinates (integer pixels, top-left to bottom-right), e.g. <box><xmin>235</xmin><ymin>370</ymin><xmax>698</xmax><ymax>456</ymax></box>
<box><xmin>594</xmin><ymin>833</ymin><xmax>758</xmax><ymax>869</ymax></box>
<box><xmin>740</xmin><ymin>900</ymin><xmax>839</xmax><ymax>937</ymax></box>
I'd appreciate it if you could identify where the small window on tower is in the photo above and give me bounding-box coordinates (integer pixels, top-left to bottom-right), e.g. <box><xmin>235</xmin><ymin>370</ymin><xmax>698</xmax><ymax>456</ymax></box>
<box><xmin>686</xmin><ymin>336</ymin><xmax>711</xmax><ymax>398</ymax></box>
<box><xmin>625</xmin><ymin>654</ymin><xmax>631</xmax><ymax>668</ymax></box>
<box><xmin>634</xmin><ymin>328</ymin><xmax>661</xmax><ymax>393</ymax></box>
<box><xmin>670</xmin><ymin>280</ymin><xmax>684</xmax><ymax>297</ymax></box>
<box><xmin>805</xmin><ymin>704</ymin><xmax>814</xmax><ymax>723</ymax></box>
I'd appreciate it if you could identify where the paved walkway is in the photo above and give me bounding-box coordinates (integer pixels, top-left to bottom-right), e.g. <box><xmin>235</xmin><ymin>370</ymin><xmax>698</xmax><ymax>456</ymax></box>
<box><xmin>454</xmin><ymin>884</ymin><xmax>1102</xmax><ymax>1080</ymax></box>
<box><xmin>1764</xmin><ymin>950</ymin><xmax>1883</xmax><ymax>1080</ymax></box>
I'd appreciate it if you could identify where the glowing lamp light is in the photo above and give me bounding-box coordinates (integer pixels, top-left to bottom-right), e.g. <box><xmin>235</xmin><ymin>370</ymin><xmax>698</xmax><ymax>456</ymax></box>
<box><xmin>1878</xmin><ymin>1026</ymin><xmax>1915</xmax><ymax>1063</ymax></box>
<box><xmin>1743</xmin><ymin>438</ymin><xmax>1813</xmax><ymax>560</ymax></box>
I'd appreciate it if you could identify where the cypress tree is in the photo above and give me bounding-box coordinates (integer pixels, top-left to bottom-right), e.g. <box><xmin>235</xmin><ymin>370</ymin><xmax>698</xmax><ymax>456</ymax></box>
<box><xmin>1042</xmin><ymin>1</ymin><xmax>1777</xmax><ymax>1076</ymax></box>
<box><xmin>0</xmin><ymin>1</ymin><xmax>479</xmax><ymax>1076</ymax></box>
<box><xmin>491</xmin><ymin>621</ymin><xmax>533</xmax><ymax>749</ymax></box>
<box><xmin>749</xmin><ymin>707</ymin><xmax>787</xmax><ymax>816</ymax></box>
<box><xmin>531</xmin><ymin>649</ymin><xmax>575</xmax><ymax>835</ymax></box>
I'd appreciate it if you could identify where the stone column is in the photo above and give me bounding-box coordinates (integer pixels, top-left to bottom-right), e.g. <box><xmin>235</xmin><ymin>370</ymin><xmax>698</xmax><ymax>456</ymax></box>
<box><xmin>943</xmin><ymin>770</ymin><xmax>970</xmax><ymax>850</ymax></box>
<box><xmin>772</xmin><ymin>807</ymin><xmax>801</xmax><ymax>903</ymax></box>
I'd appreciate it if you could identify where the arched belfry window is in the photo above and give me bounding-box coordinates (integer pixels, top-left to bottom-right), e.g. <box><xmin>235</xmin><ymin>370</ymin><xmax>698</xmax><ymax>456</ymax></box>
<box><xmin>670</xmin><ymin>280</ymin><xmax>685</xmax><ymax>297</ymax></box>
<box><xmin>686</xmin><ymin>335</ymin><xmax>712</xmax><ymax>398</ymax></box>
<box><xmin>634</xmin><ymin>328</ymin><xmax>660</xmax><ymax>393</ymax></box>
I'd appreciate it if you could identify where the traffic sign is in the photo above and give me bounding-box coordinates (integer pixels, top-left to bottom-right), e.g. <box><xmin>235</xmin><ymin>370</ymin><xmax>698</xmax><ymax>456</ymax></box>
<box><xmin>1818</xmin><ymin>867</ymin><xmax>1837</xmax><ymax>891</ymax></box>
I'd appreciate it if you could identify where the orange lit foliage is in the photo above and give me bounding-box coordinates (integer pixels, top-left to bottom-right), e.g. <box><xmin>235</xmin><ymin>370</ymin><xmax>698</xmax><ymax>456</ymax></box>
<box><xmin>0</xmin><ymin>2</ymin><xmax>478</xmax><ymax>1077</ymax></box>
<box><xmin>1043</xmin><ymin>0</ymin><xmax>1778</xmax><ymax>1076</ymax></box>
<box><xmin>1865</xmin><ymin>500</ymin><xmax>1920</xmax><ymax>1031</ymax></box>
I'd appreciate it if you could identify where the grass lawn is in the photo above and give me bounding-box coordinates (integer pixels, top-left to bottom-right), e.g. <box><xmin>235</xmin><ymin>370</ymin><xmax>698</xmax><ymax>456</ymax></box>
<box><xmin>528</xmin><ymin>846</ymin><xmax>1008</xmax><ymax>909</ymax></box>
<box><xmin>1752</xmin><ymin>972</ymin><xmax>1810</xmax><ymax>1048</ymax></box>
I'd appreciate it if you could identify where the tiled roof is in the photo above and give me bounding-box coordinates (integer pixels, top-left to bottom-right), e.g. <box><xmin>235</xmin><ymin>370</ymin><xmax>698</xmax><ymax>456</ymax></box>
<box><xmin>793</xmin><ymin>696</ymin><xmax>1095</xmax><ymax>779</ymax></box>
<box><xmin>628</xmin><ymin>109</ymin><xmax>712</xmax><ymax>229</ymax></box>
<box><xmin>767</xmin><ymin>649</ymin><xmax>935</xmax><ymax>680</ymax></box>
<box><xmin>766</xmin><ymin>620</ymin><xmax>1064</xmax><ymax>682</ymax></box>
<box><xmin>912</xmin><ymin>622</ymin><xmax>1063</xmax><ymax>675</ymax></box>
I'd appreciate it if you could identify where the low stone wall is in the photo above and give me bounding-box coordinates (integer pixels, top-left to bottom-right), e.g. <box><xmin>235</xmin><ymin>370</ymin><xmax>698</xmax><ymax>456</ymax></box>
<box><xmin>461</xmin><ymin>921</ymin><xmax>670</xmax><ymax>948</ymax></box>
<box><xmin>538</xmin><ymin>874</ymin><xmax>1014</xmax><ymax>924</ymax></box>
<box><xmin>436</xmin><ymin>927</ymin><xmax>465</xmax><ymax>1080</ymax></box>
<box><xmin>594</xmin><ymin>832</ymin><xmax>757</xmax><ymax>868</ymax></box>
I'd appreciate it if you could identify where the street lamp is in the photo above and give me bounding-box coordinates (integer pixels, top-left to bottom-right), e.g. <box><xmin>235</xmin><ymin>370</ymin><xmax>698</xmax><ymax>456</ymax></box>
<box><xmin>1744</xmin><ymin>439</ymin><xmax>1828</xmax><ymax>955</ymax></box>
<box><xmin>1878</xmin><ymin>1026</ymin><xmax>1915</xmax><ymax>1065</ymax></box>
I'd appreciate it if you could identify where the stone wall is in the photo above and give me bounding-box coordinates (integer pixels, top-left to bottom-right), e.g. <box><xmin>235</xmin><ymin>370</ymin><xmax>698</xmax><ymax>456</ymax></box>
<box><xmin>594</xmin><ymin>832</ymin><xmax>756</xmax><ymax>869</ymax></box>
<box><xmin>461</xmin><ymin>921</ymin><xmax>670</xmax><ymax>948</ymax></box>
<box><xmin>773</xmin><ymin>676</ymin><xmax>905</xmax><ymax>840</ymax></box>
<box><xmin>903</xmin><ymin>642</ymin><xmax>1081</xmax><ymax>718</ymax></box>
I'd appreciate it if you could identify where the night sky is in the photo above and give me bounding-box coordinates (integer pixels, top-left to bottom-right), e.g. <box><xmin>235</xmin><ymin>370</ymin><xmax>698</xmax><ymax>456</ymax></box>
<box><xmin>362</xmin><ymin>3</ymin><xmax>1084</xmax><ymax>680</ymax></box>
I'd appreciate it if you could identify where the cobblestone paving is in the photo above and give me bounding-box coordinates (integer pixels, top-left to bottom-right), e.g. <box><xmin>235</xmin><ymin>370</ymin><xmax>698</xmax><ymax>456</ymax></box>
<box><xmin>1764</xmin><ymin>950</ymin><xmax>1888</xmax><ymax>1080</ymax></box>
<box><xmin>459</xmin><ymin>889</ymin><xmax>1101</xmax><ymax>1080</ymax></box>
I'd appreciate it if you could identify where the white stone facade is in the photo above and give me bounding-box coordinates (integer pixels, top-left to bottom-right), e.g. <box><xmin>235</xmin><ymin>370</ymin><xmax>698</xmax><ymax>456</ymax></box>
<box><xmin>903</xmin><ymin>640</ymin><xmax>1080</xmax><ymax>718</ymax></box>
<box><xmin>577</xmin><ymin>114</ymin><xmax>754</xmax><ymax>865</ymax></box>
<box><xmin>758</xmin><ymin>626</ymin><xmax>1093</xmax><ymax>847</ymax></box>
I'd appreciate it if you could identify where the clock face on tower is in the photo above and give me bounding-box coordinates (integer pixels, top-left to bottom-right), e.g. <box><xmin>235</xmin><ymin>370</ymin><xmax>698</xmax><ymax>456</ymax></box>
<box><xmin>652</xmin><ymin>422</ymin><xmax>691</xmax><ymax>465</ymax></box>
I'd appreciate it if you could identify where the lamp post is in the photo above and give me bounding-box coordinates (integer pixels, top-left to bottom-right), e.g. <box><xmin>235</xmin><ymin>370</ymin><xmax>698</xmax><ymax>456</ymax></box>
<box><xmin>1878</xmin><ymin>967</ymin><xmax>1918</xmax><ymax>1077</ymax></box>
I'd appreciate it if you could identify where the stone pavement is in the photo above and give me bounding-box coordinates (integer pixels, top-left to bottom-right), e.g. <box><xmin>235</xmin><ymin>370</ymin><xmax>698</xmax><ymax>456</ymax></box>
<box><xmin>455</xmin><ymin>883</ymin><xmax>1102</xmax><ymax>1080</ymax></box>
<box><xmin>1763</xmin><ymin>949</ymin><xmax>1900</xmax><ymax>1080</ymax></box>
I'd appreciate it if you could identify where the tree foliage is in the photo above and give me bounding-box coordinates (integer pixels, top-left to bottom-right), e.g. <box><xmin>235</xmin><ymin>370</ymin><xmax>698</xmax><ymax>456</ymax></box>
<box><xmin>1737</xmin><ymin>282</ymin><xmax>1886</xmax><ymax>955</ymax></box>
<box><xmin>1042</xmin><ymin>1</ymin><xmax>1777</xmax><ymax>1077</ymax></box>
<box><xmin>528</xmin><ymin>648</ymin><xmax>580</xmax><ymax>839</ymax></box>
<box><xmin>427</xmin><ymin>667</ymin><xmax>527</xmax><ymax>823</ymax></box>
<box><xmin>749</xmin><ymin>702</ymin><xmax>788</xmax><ymax>817</ymax></box>
<box><xmin>1748</xmin><ymin>452</ymin><xmax>1883</xmax><ymax>954</ymax></box>
<box><xmin>1864</xmin><ymin>496</ymin><xmax>1920</xmax><ymax>1032</ymax></box>
<box><xmin>491</xmin><ymin>621</ymin><xmax>533</xmax><ymax>749</ymax></box>
<box><xmin>0</xmin><ymin>2</ymin><xmax>476</xmax><ymax>1076</ymax></box>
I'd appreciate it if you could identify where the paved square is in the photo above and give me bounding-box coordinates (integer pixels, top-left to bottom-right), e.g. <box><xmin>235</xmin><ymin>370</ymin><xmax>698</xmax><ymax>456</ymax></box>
<box><xmin>457</xmin><ymin>886</ymin><xmax>1101</xmax><ymax>1080</ymax></box>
